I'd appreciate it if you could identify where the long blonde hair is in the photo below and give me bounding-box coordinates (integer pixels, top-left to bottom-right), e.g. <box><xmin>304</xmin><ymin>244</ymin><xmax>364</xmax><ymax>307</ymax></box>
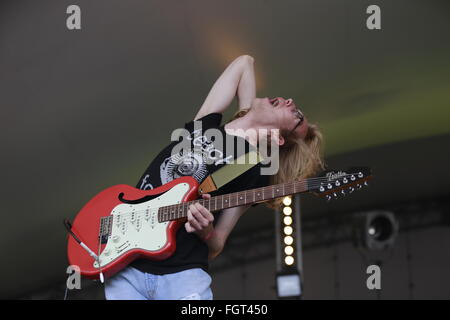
<box><xmin>230</xmin><ymin>108</ymin><xmax>325</xmax><ymax>208</ymax></box>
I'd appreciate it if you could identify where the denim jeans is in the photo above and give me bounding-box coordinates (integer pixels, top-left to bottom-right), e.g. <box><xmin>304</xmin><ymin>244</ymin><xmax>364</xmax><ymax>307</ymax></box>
<box><xmin>104</xmin><ymin>266</ymin><xmax>213</xmax><ymax>300</ymax></box>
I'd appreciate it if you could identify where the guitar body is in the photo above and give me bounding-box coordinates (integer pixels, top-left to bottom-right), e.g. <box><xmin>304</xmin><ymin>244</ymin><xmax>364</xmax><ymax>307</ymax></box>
<box><xmin>67</xmin><ymin>176</ymin><xmax>199</xmax><ymax>280</ymax></box>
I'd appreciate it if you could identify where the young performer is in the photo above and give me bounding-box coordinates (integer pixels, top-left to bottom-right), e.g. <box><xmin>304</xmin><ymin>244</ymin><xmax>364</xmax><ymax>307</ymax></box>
<box><xmin>104</xmin><ymin>55</ymin><xmax>324</xmax><ymax>300</ymax></box>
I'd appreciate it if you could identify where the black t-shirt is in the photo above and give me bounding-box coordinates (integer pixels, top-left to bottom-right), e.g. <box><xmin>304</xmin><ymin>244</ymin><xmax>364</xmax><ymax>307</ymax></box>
<box><xmin>131</xmin><ymin>113</ymin><xmax>270</xmax><ymax>275</ymax></box>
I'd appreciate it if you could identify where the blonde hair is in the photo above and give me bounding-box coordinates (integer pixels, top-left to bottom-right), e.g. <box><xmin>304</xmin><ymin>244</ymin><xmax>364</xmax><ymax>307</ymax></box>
<box><xmin>230</xmin><ymin>108</ymin><xmax>325</xmax><ymax>208</ymax></box>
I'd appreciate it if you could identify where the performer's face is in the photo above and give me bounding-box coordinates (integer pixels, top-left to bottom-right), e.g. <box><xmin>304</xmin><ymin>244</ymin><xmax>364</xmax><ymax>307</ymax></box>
<box><xmin>255</xmin><ymin>97</ymin><xmax>308</xmax><ymax>143</ymax></box>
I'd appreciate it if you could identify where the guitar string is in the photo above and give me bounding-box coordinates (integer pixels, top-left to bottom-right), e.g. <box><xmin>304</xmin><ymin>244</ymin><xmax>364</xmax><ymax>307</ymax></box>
<box><xmin>102</xmin><ymin>174</ymin><xmax>368</xmax><ymax>222</ymax></box>
<box><xmin>105</xmin><ymin>179</ymin><xmax>367</xmax><ymax>224</ymax></box>
<box><xmin>102</xmin><ymin>177</ymin><xmax>342</xmax><ymax>220</ymax></box>
<box><xmin>99</xmin><ymin>172</ymin><xmax>368</xmax><ymax>223</ymax></box>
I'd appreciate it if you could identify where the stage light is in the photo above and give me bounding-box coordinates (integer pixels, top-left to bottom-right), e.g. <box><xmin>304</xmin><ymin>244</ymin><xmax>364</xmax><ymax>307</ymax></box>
<box><xmin>283</xmin><ymin>196</ymin><xmax>292</xmax><ymax>206</ymax></box>
<box><xmin>283</xmin><ymin>207</ymin><xmax>292</xmax><ymax>215</ymax></box>
<box><xmin>280</xmin><ymin>196</ymin><xmax>298</xmax><ymax>267</ymax></box>
<box><xmin>284</xmin><ymin>236</ymin><xmax>294</xmax><ymax>245</ymax></box>
<box><xmin>284</xmin><ymin>246</ymin><xmax>294</xmax><ymax>255</ymax></box>
<box><xmin>276</xmin><ymin>195</ymin><xmax>302</xmax><ymax>299</ymax></box>
<box><xmin>368</xmin><ymin>216</ymin><xmax>394</xmax><ymax>241</ymax></box>
<box><xmin>285</xmin><ymin>256</ymin><xmax>295</xmax><ymax>265</ymax></box>
<box><xmin>276</xmin><ymin>273</ymin><xmax>301</xmax><ymax>298</ymax></box>
<box><xmin>353</xmin><ymin>210</ymin><xmax>399</xmax><ymax>251</ymax></box>
<box><xmin>283</xmin><ymin>216</ymin><xmax>293</xmax><ymax>225</ymax></box>
<box><xmin>284</xmin><ymin>226</ymin><xmax>293</xmax><ymax>235</ymax></box>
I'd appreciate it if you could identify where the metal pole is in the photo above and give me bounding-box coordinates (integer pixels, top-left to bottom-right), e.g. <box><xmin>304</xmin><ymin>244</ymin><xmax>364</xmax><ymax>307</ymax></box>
<box><xmin>275</xmin><ymin>208</ymin><xmax>282</xmax><ymax>272</ymax></box>
<box><xmin>294</xmin><ymin>194</ymin><xmax>304</xmax><ymax>287</ymax></box>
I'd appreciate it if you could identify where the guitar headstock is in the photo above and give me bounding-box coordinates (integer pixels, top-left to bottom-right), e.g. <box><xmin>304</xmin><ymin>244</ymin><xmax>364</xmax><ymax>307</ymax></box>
<box><xmin>309</xmin><ymin>167</ymin><xmax>372</xmax><ymax>201</ymax></box>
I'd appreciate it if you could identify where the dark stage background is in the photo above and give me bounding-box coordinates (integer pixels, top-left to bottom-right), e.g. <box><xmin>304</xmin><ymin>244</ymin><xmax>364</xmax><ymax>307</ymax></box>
<box><xmin>0</xmin><ymin>0</ymin><xmax>449</xmax><ymax>299</ymax></box>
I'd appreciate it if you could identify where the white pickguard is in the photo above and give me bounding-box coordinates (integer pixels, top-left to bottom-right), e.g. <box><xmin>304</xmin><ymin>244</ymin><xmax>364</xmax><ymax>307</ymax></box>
<box><xmin>93</xmin><ymin>182</ymin><xmax>190</xmax><ymax>268</ymax></box>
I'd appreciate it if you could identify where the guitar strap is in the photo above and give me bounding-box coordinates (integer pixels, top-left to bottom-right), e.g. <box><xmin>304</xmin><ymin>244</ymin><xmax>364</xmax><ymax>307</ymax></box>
<box><xmin>198</xmin><ymin>149</ymin><xmax>264</xmax><ymax>195</ymax></box>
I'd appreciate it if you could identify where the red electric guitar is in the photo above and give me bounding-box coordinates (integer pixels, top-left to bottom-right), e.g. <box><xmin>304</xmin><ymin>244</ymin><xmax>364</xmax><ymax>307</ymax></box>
<box><xmin>66</xmin><ymin>167</ymin><xmax>371</xmax><ymax>280</ymax></box>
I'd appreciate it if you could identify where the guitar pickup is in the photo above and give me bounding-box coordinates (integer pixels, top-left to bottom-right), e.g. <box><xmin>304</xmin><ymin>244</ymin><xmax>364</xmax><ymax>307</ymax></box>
<box><xmin>99</xmin><ymin>216</ymin><xmax>113</xmax><ymax>244</ymax></box>
<box><xmin>100</xmin><ymin>234</ymin><xmax>109</xmax><ymax>244</ymax></box>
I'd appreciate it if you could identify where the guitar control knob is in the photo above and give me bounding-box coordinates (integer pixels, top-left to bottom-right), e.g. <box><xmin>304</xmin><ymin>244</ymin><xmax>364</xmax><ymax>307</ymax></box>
<box><xmin>350</xmin><ymin>175</ymin><xmax>356</xmax><ymax>181</ymax></box>
<box><xmin>319</xmin><ymin>186</ymin><xmax>325</xmax><ymax>192</ymax></box>
<box><xmin>327</xmin><ymin>183</ymin><xmax>332</xmax><ymax>189</ymax></box>
<box><xmin>335</xmin><ymin>181</ymin><xmax>341</xmax><ymax>187</ymax></box>
<box><xmin>358</xmin><ymin>172</ymin><xmax>363</xmax><ymax>178</ymax></box>
<box><xmin>343</xmin><ymin>178</ymin><xmax>348</xmax><ymax>183</ymax></box>
<box><xmin>112</xmin><ymin>235</ymin><xmax>120</xmax><ymax>243</ymax></box>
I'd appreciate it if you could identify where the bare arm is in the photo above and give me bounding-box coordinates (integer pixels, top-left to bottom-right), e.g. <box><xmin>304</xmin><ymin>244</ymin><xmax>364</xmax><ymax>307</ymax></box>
<box><xmin>194</xmin><ymin>55</ymin><xmax>256</xmax><ymax>120</ymax></box>
<box><xmin>206</xmin><ymin>205</ymin><xmax>250</xmax><ymax>260</ymax></box>
<box><xmin>185</xmin><ymin>196</ymin><xmax>250</xmax><ymax>260</ymax></box>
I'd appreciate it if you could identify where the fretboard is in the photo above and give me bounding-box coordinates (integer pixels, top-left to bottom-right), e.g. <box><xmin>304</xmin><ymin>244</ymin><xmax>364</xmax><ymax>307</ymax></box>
<box><xmin>158</xmin><ymin>180</ymin><xmax>308</xmax><ymax>222</ymax></box>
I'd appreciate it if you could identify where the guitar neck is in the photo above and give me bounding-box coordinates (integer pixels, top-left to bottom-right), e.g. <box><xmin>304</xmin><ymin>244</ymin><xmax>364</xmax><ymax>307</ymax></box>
<box><xmin>158</xmin><ymin>179</ymin><xmax>309</xmax><ymax>222</ymax></box>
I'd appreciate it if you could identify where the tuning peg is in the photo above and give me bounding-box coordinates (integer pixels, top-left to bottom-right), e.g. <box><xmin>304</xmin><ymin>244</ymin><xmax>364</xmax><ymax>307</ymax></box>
<box><xmin>333</xmin><ymin>192</ymin><xmax>338</xmax><ymax>198</ymax></box>
<box><xmin>349</xmin><ymin>187</ymin><xmax>355</xmax><ymax>193</ymax></box>
<box><xmin>356</xmin><ymin>184</ymin><xmax>362</xmax><ymax>189</ymax></box>
<box><xmin>326</xmin><ymin>195</ymin><xmax>332</xmax><ymax>201</ymax></box>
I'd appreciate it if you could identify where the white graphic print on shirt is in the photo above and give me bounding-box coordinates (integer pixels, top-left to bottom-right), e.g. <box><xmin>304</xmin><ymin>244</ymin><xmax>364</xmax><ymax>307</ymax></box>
<box><xmin>139</xmin><ymin>174</ymin><xmax>154</xmax><ymax>190</ymax></box>
<box><xmin>160</xmin><ymin>129</ymin><xmax>233</xmax><ymax>184</ymax></box>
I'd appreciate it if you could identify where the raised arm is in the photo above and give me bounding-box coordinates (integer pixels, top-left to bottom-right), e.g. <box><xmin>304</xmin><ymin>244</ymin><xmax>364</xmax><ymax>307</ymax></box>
<box><xmin>194</xmin><ymin>55</ymin><xmax>256</xmax><ymax>120</ymax></box>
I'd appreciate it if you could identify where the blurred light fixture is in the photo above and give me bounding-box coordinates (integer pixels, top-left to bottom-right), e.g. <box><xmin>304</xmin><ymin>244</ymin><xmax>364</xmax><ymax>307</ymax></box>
<box><xmin>353</xmin><ymin>210</ymin><xmax>399</xmax><ymax>251</ymax></box>
<box><xmin>276</xmin><ymin>273</ymin><xmax>301</xmax><ymax>299</ymax></box>
<box><xmin>284</xmin><ymin>246</ymin><xmax>294</xmax><ymax>255</ymax></box>
<box><xmin>284</xmin><ymin>226</ymin><xmax>293</xmax><ymax>235</ymax></box>
<box><xmin>283</xmin><ymin>196</ymin><xmax>292</xmax><ymax>206</ymax></box>
<box><xmin>283</xmin><ymin>207</ymin><xmax>292</xmax><ymax>215</ymax></box>
<box><xmin>283</xmin><ymin>216</ymin><xmax>293</xmax><ymax>225</ymax></box>
<box><xmin>284</xmin><ymin>236</ymin><xmax>294</xmax><ymax>245</ymax></box>
<box><xmin>276</xmin><ymin>195</ymin><xmax>302</xmax><ymax>300</ymax></box>
<box><xmin>284</xmin><ymin>256</ymin><xmax>295</xmax><ymax>265</ymax></box>
<box><xmin>281</xmin><ymin>196</ymin><xmax>296</xmax><ymax>267</ymax></box>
